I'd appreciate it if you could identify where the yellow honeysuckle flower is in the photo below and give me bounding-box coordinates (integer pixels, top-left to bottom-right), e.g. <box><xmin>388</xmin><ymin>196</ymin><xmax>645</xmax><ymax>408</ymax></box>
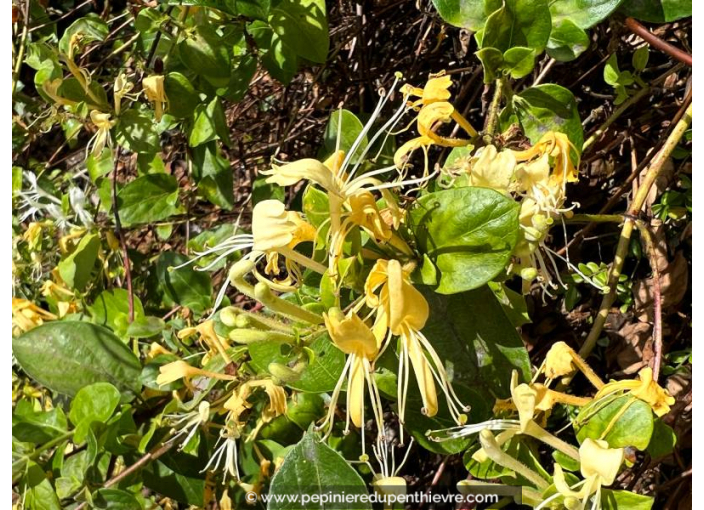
<box><xmin>42</xmin><ymin>79</ymin><xmax>79</xmax><ymax>107</ymax></box>
<box><xmin>156</xmin><ymin>360</ymin><xmax>236</xmax><ymax>387</ymax></box>
<box><xmin>401</xmin><ymin>73</ymin><xmax>453</xmax><ymax>108</ymax></box>
<box><xmin>143</xmin><ymin>75</ymin><xmax>168</xmax><ymax>122</ymax></box>
<box><xmin>263</xmin><ymin>153</ymin><xmax>414</xmax><ymax>282</ymax></box>
<box><xmin>250</xmin><ymin>199</ymin><xmax>324</xmax><ymax>290</ymax></box>
<box><xmin>252</xmin><ymin>199</ymin><xmax>317</xmax><ymax>253</ymax></box>
<box><xmin>23</xmin><ymin>222</ymin><xmax>45</xmax><ymax>250</ymax></box>
<box><xmin>505</xmin><ymin>371</ymin><xmax>581</xmax><ymax>461</ymax></box>
<box><xmin>40</xmin><ymin>280</ymin><xmax>77</xmax><ymax>318</ymax></box>
<box><xmin>467</xmin><ymin>145</ymin><xmax>517</xmax><ymax>193</ymax></box>
<box><xmin>318</xmin><ymin>308</ymin><xmax>383</xmax><ymax>453</ymax></box>
<box><xmin>40</xmin><ymin>280</ymin><xmax>74</xmax><ymax>300</ymax></box>
<box><xmin>514</xmin><ymin>131</ymin><xmax>579</xmax><ymax>184</ymax></box>
<box><xmin>394</xmin><ymin>101</ymin><xmax>476</xmax><ymax>171</ymax></box>
<box><xmin>86</xmin><ymin>110</ymin><xmax>115</xmax><ymax>158</ymax></box>
<box><xmin>594</xmin><ymin>367</ymin><xmax>674</xmax><ymax>417</ymax></box>
<box><xmin>177</xmin><ymin>320</ymin><xmax>232</xmax><ymax>364</ymax></box>
<box><xmin>219</xmin><ymin>491</ymin><xmax>232</xmax><ymax>510</ymax></box>
<box><xmin>147</xmin><ymin>342</ymin><xmax>172</xmax><ymax>361</ymax></box>
<box><xmin>173</xmin><ymin>199</ymin><xmax>323</xmax><ymax>313</ymax></box>
<box><xmin>12</xmin><ymin>298</ymin><xmax>57</xmax><ymax>334</ymax></box>
<box><xmin>364</xmin><ymin>259</ymin><xmax>468</xmax><ymax>428</ymax></box>
<box><xmin>579</xmin><ymin>438</ymin><xmax>624</xmax><ymax>486</ymax></box>
<box><xmin>541</xmin><ymin>341</ymin><xmax>605</xmax><ymax>389</ymax></box>
<box><xmin>550</xmin><ymin>439</ymin><xmax>624</xmax><ymax>508</ymax></box>
<box><xmin>114</xmin><ymin>72</ymin><xmax>137</xmax><ymax>115</ymax></box>
<box><xmin>544</xmin><ymin>341</ymin><xmax>576</xmax><ymax>379</ymax></box>
<box><xmin>224</xmin><ymin>379</ymin><xmax>287</xmax><ymax>425</ymax></box>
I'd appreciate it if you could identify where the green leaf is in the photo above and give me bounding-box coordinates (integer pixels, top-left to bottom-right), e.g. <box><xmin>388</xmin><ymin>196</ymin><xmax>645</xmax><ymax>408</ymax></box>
<box><xmin>547</xmin><ymin>18</ymin><xmax>590</xmax><ymax>62</ymax></box>
<box><xmin>115</xmin><ymin>107</ymin><xmax>160</xmax><ymax>154</ymax></box>
<box><xmin>503</xmin><ymin>46</ymin><xmax>536</xmax><ymax>79</ymax></box>
<box><xmin>633</xmin><ymin>45</ymin><xmax>650</xmax><ymax>72</ymax></box>
<box><xmin>58</xmin><ymin>233</ymin><xmax>100</xmax><ymax>291</ymax></box>
<box><xmin>164</xmin><ymin>0</ymin><xmax>270</xmax><ymax>19</ymax></box>
<box><xmin>646</xmin><ymin>419</ymin><xmax>676</xmax><ymax>459</ymax></box>
<box><xmin>421</xmin><ymin>285</ymin><xmax>531</xmax><ymax>399</ymax></box>
<box><xmin>512</xmin><ymin>84</ymin><xmax>584</xmax><ymax>152</ymax></box>
<box><xmin>302</xmin><ymin>185</ymin><xmax>330</xmax><ymax>228</ymax></box>
<box><xmin>575</xmin><ymin>395</ymin><xmax>654</xmax><ymax>450</ymax></box>
<box><xmin>189</xmin><ymin>97</ymin><xmax>231</xmax><ymax>147</ymax></box>
<box><xmin>269</xmin><ymin>0</ymin><xmax>329</xmax><ymax>64</ymax></box>
<box><xmin>59</xmin><ymin>14</ymin><xmax>109</xmax><ymax>54</ymax></box>
<box><xmin>125</xmin><ymin>316</ymin><xmax>166</xmax><ymax>339</ymax></box>
<box><xmin>431</xmin><ymin>0</ymin><xmax>501</xmax><ymax>31</ymax></box>
<box><xmin>89</xmin><ymin>289</ymin><xmax>146</xmax><ymax>338</ymax></box>
<box><xmin>13</xmin><ymin>166</ymin><xmax>23</xmax><ymax>194</ymax></box>
<box><xmin>475</xmin><ymin>47</ymin><xmax>505</xmax><ymax>83</ymax></box>
<box><xmin>23</xmin><ymin>462</ymin><xmax>62</xmax><ymax>510</ymax></box>
<box><xmin>137</xmin><ymin>152</ymin><xmax>166</xmax><ymax>175</ymax></box>
<box><xmin>13</xmin><ymin>403</ymin><xmax>69</xmax><ymax>444</ymax></box>
<box><xmin>248</xmin><ymin>334</ymin><xmax>345</xmax><ymax>392</ymax></box>
<box><xmin>177</xmin><ymin>24</ymin><xmax>232</xmax><ymax>87</ymax></box>
<box><xmin>164</xmin><ymin>72</ymin><xmax>201</xmax><ymax>119</ymax></box>
<box><xmin>604</xmin><ymin>53</ymin><xmax>621</xmax><ymax>86</ymax></box>
<box><xmin>86</xmin><ymin>149</ymin><xmax>114</xmax><ymax>182</ymax></box>
<box><xmin>268</xmin><ymin>431</ymin><xmax>371</xmax><ymax>510</ymax></box>
<box><xmin>223</xmin><ymin>54</ymin><xmax>258</xmax><ymax>102</ymax></box>
<box><xmin>142</xmin><ymin>458</ymin><xmax>205</xmax><ymax>506</ymax></box>
<box><xmin>191</xmin><ymin>141</ymin><xmax>234</xmax><ymax>209</ymax></box>
<box><xmin>92</xmin><ymin>489</ymin><xmax>142</xmax><ymax>510</ymax></box>
<box><xmin>488</xmin><ymin>281</ymin><xmax>530</xmax><ymax>327</ymax></box>
<box><xmin>248</xmin><ymin>20</ymin><xmax>299</xmax><ymax>84</ymax></box>
<box><xmin>550</xmin><ymin>0</ymin><xmax>625</xmax><ymax>29</ymax></box>
<box><xmin>409</xmin><ymin>187</ymin><xmax>520</xmax><ymax>294</ymax></box>
<box><xmin>155</xmin><ymin>252</ymin><xmax>214</xmax><ymax>315</ymax></box>
<box><xmin>601</xmin><ymin>489</ymin><xmax>654</xmax><ymax>510</ymax></box>
<box><xmin>481</xmin><ymin>0</ymin><xmax>552</xmax><ymax>53</ymax></box>
<box><xmin>12</xmin><ymin>322</ymin><xmax>142</xmax><ymax>398</ymax></box>
<box><xmin>323</xmin><ymin>109</ymin><xmax>368</xmax><ymax>163</ymax></box>
<box><xmin>552</xmin><ymin>449</ymin><xmax>581</xmax><ymax>471</ymax></box>
<box><xmin>619</xmin><ymin>0</ymin><xmax>691</xmax><ymax>22</ymax></box>
<box><xmin>69</xmin><ymin>382</ymin><xmax>121</xmax><ymax>443</ymax></box>
<box><xmin>117</xmin><ymin>174</ymin><xmax>183</xmax><ymax>226</ymax></box>
<box><xmin>286</xmin><ymin>393</ymin><xmax>325</xmax><ymax>430</ymax></box>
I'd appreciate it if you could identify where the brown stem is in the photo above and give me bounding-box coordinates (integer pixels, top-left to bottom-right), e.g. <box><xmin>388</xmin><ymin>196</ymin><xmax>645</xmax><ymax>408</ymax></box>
<box><xmin>111</xmin><ymin>147</ymin><xmax>135</xmax><ymax>323</ymax></box>
<box><xmin>635</xmin><ymin>220</ymin><xmax>663</xmax><ymax>380</ymax></box>
<box><xmin>625</xmin><ymin>18</ymin><xmax>692</xmax><ymax>67</ymax></box>
<box><xmin>577</xmin><ymin>104</ymin><xmax>691</xmax><ymax>360</ymax></box>
<box><xmin>12</xmin><ymin>0</ymin><xmax>31</xmax><ymax>96</ymax></box>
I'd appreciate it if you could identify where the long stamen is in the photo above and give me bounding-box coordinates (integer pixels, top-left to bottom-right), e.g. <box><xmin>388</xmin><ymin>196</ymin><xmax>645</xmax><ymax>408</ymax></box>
<box><xmin>341</xmin><ymin>77</ymin><xmax>400</xmax><ymax>182</ymax></box>
<box><xmin>319</xmin><ymin>355</ymin><xmax>354</xmax><ymax>440</ymax></box>
<box><xmin>360</xmin><ymin>166</ymin><xmax>440</xmax><ymax>194</ymax></box>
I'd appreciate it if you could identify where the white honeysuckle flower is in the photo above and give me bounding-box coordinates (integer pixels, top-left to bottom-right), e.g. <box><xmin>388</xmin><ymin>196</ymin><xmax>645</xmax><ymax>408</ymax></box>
<box><xmin>69</xmin><ymin>186</ymin><xmax>93</xmax><ymax>227</ymax></box>
<box><xmin>165</xmin><ymin>401</ymin><xmax>211</xmax><ymax>450</ymax></box>
<box><xmin>201</xmin><ymin>428</ymin><xmax>241</xmax><ymax>482</ymax></box>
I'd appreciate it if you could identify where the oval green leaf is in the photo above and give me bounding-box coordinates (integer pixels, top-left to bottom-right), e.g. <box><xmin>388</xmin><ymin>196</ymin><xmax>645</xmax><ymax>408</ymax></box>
<box><xmin>268</xmin><ymin>431</ymin><xmax>371</xmax><ymax>510</ymax></box>
<box><xmin>13</xmin><ymin>322</ymin><xmax>142</xmax><ymax>398</ymax></box>
<box><xmin>410</xmin><ymin>187</ymin><xmax>520</xmax><ymax>294</ymax></box>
